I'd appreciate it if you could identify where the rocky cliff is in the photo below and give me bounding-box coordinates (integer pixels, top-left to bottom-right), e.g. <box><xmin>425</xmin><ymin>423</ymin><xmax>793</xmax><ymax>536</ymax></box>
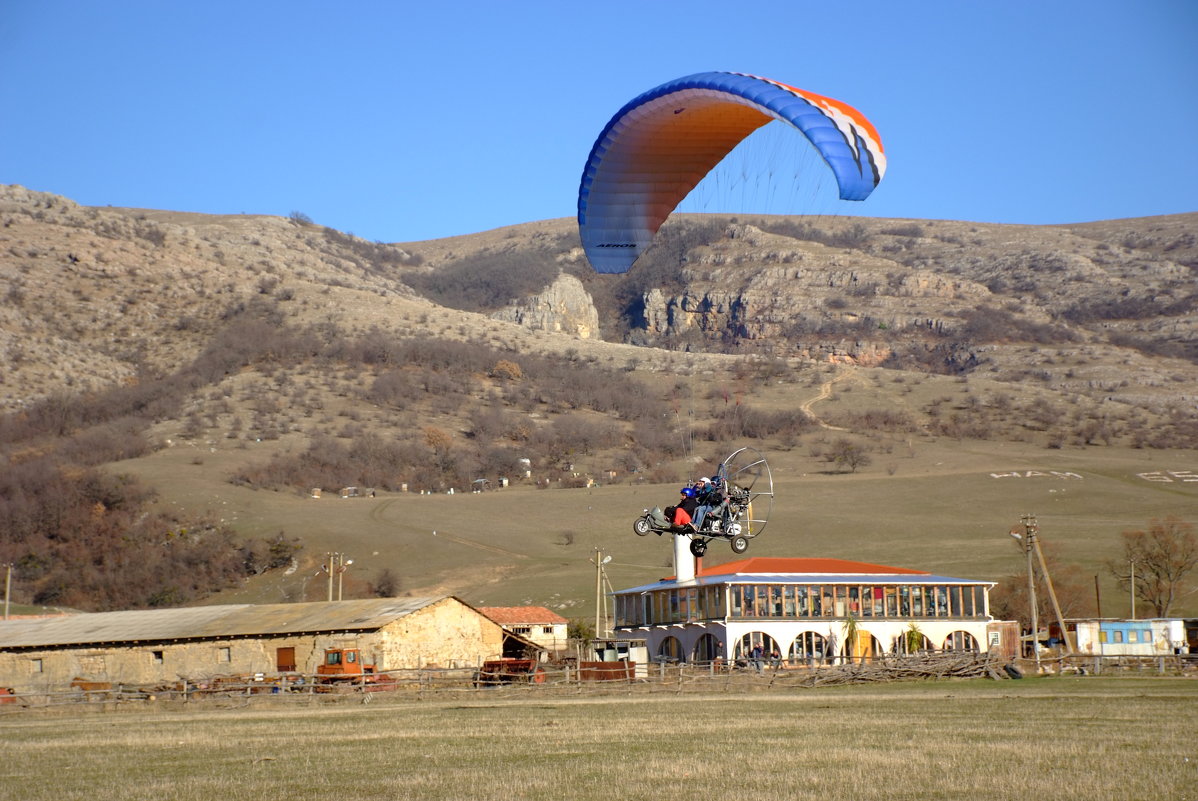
<box><xmin>490</xmin><ymin>273</ymin><xmax>600</xmax><ymax>339</ymax></box>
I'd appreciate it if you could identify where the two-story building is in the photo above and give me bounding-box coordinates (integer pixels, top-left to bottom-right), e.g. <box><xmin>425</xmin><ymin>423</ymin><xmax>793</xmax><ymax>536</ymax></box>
<box><xmin>613</xmin><ymin>556</ymin><xmax>1009</xmax><ymax>663</ymax></box>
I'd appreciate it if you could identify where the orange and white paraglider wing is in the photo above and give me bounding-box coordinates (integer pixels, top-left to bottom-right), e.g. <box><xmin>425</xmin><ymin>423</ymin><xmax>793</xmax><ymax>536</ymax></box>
<box><xmin>577</xmin><ymin>71</ymin><xmax>886</xmax><ymax>274</ymax></box>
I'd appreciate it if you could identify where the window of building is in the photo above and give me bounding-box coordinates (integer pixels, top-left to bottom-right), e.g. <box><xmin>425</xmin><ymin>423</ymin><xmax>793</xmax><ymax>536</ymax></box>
<box><xmin>944</xmin><ymin>631</ymin><xmax>979</xmax><ymax>652</ymax></box>
<box><xmin>1099</xmin><ymin>630</ymin><xmax>1108</xmax><ymax>643</ymax></box>
<box><xmin>31</xmin><ymin>658</ymin><xmax>43</xmax><ymax>673</ymax></box>
<box><xmin>1112</xmin><ymin>631</ymin><xmax>1124</xmax><ymax>643</ymax></box>
<box><xmin>218</xmin><ymin>646</ymin><xmax>231</xmax><ymax>663</ymax></box>
<box><xmin>542</xmin><ymin>626</ymin><xmax>554</xmax><ymax>635</ymax></box>
<box><xmin>911</xmin><ymin>586</ymin><xmax>924</xmax><ymax>616</ymax></box>
<box><xmin>706</xmin><ymin>585</ymin><xmax>723</xmax><ymax>619</ymax></box>
<box><xmin>152</xmin><ymin>650</ymin><xmax>164</xmax><ymax>664</ymax></box>
<box><xmin>789</xmin><ymin>631</ymin><xmax>828</xmax><ymax>664</ymax></box>
<box><xmin>658</xmin><ymin>636</ymin><xmax>683</xmax><ymax>663</ymax></box>
<box><xmin>743</xmin><ymin>585</ymin><xmax>757</xmax><ymax>617</ymax></box>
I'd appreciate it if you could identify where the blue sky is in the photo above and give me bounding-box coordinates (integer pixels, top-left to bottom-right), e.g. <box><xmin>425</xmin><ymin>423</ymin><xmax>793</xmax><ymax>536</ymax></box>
<box><xmin>2</xmin><ymin>1</ymin><xmax>1195</xmax><ymax>243</ymax></box>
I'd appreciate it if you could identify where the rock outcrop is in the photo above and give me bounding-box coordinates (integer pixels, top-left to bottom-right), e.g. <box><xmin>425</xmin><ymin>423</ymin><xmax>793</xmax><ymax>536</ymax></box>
<box><xmin>491</xmin><ymin>273</ymin><xmax>600</xmax><ymax>339</ymax></box>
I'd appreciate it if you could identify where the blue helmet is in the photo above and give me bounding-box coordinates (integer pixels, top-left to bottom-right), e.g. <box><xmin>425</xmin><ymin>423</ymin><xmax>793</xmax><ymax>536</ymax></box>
<box><xmin>680</xmin><ymin>486</ymin><xmax>696</xmax><ymax>498</ymax></box>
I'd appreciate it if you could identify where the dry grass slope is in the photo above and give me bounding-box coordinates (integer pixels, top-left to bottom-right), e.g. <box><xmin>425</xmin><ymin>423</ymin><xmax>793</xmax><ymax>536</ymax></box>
<box><xmin>1</xmin><ymin>185</ymin><xmax>1195</xmax><ymax>618</ymax></box>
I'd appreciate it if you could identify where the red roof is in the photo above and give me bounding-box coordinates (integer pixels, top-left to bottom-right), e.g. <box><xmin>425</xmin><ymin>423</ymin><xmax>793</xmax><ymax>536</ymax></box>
<box><xmin>696</xmin><ymin>557</ymin><xmax>929</xmax><ymax>577</ymax></box>
<box><xmin>478</xmin><ymin>606</ymin><xmax>568</xmax><ymax>625</ymax></box>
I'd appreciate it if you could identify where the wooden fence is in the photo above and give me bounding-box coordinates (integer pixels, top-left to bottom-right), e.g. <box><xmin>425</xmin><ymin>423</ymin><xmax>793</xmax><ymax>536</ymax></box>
<box><xmin>2</xmin><ymin>653</ymin><xmax>1194</xmax><ymax>713</ymax></box>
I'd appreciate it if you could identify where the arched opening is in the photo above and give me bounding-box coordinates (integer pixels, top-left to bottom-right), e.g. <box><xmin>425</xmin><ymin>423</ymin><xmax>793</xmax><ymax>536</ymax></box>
<box><xmin>693</xmin><ymin>633</ymin><xmax>723</xmax><ymax>663</ymax></box>
<box><xmin>787</xmin><ymin>631</ymin><xmax>829</xmax><ymax>666</ymax></box>
<box><xmin>733</xmin><ymin>632</ymin><xmax>780</xmax><ymax>670</ymax></box>
<box><xmin>943</xmin><ymin>631</ymin><xmax>979</xmax><ymax>652</ymax></box>
<box><xmin>892</xmin><ymin>628</ymin><xmax>934</xmax><ymax>655</ymax></box>
<box><xmin>841</xmin><ymin>631</ymin><xmax>883</xmax><ymax>663</ymax></box>
<box><xmin>658</xmin><ymin>636</ymin><xmax>684</xmax><ymax>663</ymax></box>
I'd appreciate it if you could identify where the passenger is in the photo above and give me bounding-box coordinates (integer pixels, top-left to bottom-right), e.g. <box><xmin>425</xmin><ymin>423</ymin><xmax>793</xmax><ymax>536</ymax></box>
<box><xmin>666</xmin><ymin>486</ymin><xmax>698</xmax><ymax>528</ymax></box>
<box><xmin>691</xmin><ymin>476</ymin><xmax>725</xmax><ymax>531</ymax></box>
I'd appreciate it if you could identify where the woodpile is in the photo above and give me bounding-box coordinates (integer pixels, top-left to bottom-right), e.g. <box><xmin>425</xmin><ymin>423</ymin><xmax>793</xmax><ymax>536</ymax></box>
<box><xmin>788</xmin><ymin>653</ymin><xmax>1008</xmax><ymax>687</ymax></box>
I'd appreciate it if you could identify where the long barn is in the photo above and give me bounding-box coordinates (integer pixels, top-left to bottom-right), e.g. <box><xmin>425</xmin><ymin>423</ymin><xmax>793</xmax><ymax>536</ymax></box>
<box><xmin>0</xmin><ymin>596</ymin><xmax>520</xmax><ymax>692</ymax></box>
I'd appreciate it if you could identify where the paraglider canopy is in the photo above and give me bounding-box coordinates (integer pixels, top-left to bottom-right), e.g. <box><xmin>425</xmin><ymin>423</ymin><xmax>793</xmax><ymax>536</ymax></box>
<box><xmin>577</xmin><ymin>71</ymin><xmax>886</xmax><ymax>274</ymax></box>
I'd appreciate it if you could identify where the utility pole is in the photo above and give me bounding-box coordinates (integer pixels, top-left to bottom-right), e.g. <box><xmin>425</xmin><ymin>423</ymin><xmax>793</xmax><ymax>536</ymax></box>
<box><xmin>591</xmin><ymin>549</ymin><xmax>611</xmax><ymax>639</ymax></box>
<box><xmin>3</xmin><ymin>564</ymin><xmax>11</xmax><ymax>621</ymax></box>
<box><xmin>324</xmin><ymin>553</ymin><xmax>353</xmax><ymax>601</ymax></box>
<box><xmin>1018</xmin><ymin>515</ymin><xmax>1074</xmax><ymax>655</ymax></box>
<box><xmin>1012</xmin><ymin>522</ymin><xmax>1039</xmax><ymax>671</ymax></box>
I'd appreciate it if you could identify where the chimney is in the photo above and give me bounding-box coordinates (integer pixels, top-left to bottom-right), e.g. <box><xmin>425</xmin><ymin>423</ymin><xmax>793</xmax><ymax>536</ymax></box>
<box><xmin>673</xmin><ymin>534</ymin><xmax>696</xmax><ymax>582</ymax></box>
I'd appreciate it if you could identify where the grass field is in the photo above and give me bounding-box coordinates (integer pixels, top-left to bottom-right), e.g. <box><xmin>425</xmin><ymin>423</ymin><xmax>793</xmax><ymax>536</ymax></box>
<box><xmin>1</xmin><ymin>676</ymin><xmax>1194</xmax><ymax>800</ymax></box>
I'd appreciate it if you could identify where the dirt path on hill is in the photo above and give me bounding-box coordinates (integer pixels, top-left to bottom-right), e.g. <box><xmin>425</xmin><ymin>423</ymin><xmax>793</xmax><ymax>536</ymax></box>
<box><xmin>799</xmin><ymin>369</ymin><xmax>854</xmax><ymax>430</ymax></box>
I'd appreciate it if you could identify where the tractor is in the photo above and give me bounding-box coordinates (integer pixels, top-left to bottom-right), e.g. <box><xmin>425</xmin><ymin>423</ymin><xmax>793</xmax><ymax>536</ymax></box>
<box><xmin>315</xmin><ymin>647</ymin><xmax>394</xmax><ymax>690</ymax></box>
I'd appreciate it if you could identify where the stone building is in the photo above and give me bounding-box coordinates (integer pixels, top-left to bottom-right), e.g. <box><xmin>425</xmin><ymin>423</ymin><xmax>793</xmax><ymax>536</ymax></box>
<box><xmin>0</xmin><ymin>596</ymin><xmax>514</xmax><ymax>692</ymax></box>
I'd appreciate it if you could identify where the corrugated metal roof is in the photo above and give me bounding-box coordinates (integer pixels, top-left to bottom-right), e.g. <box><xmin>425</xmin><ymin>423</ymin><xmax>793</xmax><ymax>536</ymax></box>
<box><xmin>0</xmin><ymin>597</ymin><xmax>450</xmax><ymax>650</ymax></box>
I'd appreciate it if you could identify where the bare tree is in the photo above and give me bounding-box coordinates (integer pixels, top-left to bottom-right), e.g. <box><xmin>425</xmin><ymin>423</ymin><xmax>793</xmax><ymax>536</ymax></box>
<box><xmin>1108</xmin><ymin>517</ymin><xmax>1198</xmax><ymax>617</ymax></box>
<box><xmin>825</xmin><ymin>437</ymin><xmax>872</xmax><ymax>473</ymax></box>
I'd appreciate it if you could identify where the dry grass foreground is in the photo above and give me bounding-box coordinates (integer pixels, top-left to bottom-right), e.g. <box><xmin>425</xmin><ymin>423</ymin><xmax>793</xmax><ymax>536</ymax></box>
<box><xmin>2</xmin><ymin>677</ymin><xmax>1194</xmax><ymax>800</ymax></box>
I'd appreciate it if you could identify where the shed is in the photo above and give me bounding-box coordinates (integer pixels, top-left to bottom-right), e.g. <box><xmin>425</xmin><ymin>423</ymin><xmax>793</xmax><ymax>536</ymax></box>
<box><xmin>0</xmin><ymin>596</ymin><xmax>509</xmax><ymax>691</ymax></box>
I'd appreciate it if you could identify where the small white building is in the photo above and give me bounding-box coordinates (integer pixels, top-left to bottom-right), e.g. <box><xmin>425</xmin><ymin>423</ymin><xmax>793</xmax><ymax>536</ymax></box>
<box><xmin>1066</xmin><ymin>618</ymin><xmax>1186</xmax><ymax>656</ymax></box>
<box><xmin>612</xmin><ymin>556</ymin><xmax>1007</xmax><ymax>663</ymax></box>
<box><xmin>478</xmin><ymin>606</ymin><xmax>569</xmax><ymax>654</ymax></box>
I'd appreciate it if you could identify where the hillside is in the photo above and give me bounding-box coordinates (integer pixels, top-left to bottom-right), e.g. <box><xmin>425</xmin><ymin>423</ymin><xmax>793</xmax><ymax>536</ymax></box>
<box><xmin>1</xmin><ymin>185</ymin><xmax>1195</xmax><ymax>619</ymax></box>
